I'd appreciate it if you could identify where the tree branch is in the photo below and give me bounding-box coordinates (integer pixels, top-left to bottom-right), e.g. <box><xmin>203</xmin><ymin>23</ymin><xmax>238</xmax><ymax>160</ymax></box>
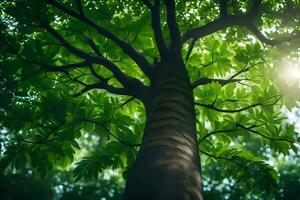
<box><xmin>192</xmin><ymin>61</ymin><xmax>266</xmax><ymax>88</ymax></box>
<box><xmin>75</xmin><ymin>0</ymin><xmax>84</xmax><ymax>15</ymax></box>
<box><xmin>196</xmin><ymin>102</ymin><xmax>262</xmax><ymax>113</ymax></box>
<box><xmin>45</xmin><ymin>0</ymin><xmax>154</xmax><ymax>79</ymax></box>
<box><xmin>219</xmin><ymin>0</ymin><xmax>229</xmax><ymax>18</ymax></box>
<box><xmin>41</xmin><ymin>22</ymin><xmax>102</xmax><ymax>63</ymax></box>
<box><xmin>115</xmin><ymin>96</ymin><xmax>135</xmax><ymax>109</ymax></box>
<box><xmin>249</xmin><ymin>0</ymin><xmax>262</xmax><ymax>19</ymax></box>
<box><xmin>195</xmin><ymin>98</ymin><xmax>279</xmax><ymax>113</ymax></box>
<box><xmin>73</xmin><ymin>82</ymin><xmax>130</xmax><ymax>97</ymax></box>
<box><xmin>0</xmin><ymin>34</ymin><xmax>90</xmax><ymax>73</ymax></box>
<box><xmin>198</xmin><ymin>50</ymin><xmax>216</xmax><ymax>67</ymax></box>
<box><xmin>192</xmin><ymin>77</ymin><xmax>247</xmax><ymax>88</ymax></box>
<box><xmin>88</xmin><ymin>64</ymin><xmax>106</xmax><ymax>81</ymax></box>
<box><xmin>39</xmin><ymin>120</ymin><xmax>65</xmax><ymax>144</ymax></box>
<box><xmin>199</xmin><ymin>122</ymin><xmax>298</xmax><ymax>145</ymax></box>
<box><xmin>237</xmin><ymin>123</ymin><xmax>296</xmax><ymax>144</ymax></box>
<box><xmin>142</xmin><ymin>0</ymin><xmax>167</xmax><ymax>57</ymax></box>
<box><xmin>199</xmin><ymin>123</ymin><xmax>267</xmax><ymax>143</ymax></box>
<box><xmin>13</xmin><ymin>117</ymin><xmax>58</xmax><ymax>130</ymax></box>
<box><xmin>185</xmin><ymin>38</ymin><xmax>196</xmax><ymax>64</ymax></box>
<box><xmin>71</xmin><ymin>64</ymin><xmax>133</xmax><ymax>97</ymax></box>
<box><xmin>195</xmin><ymin>94</ymin><xmax>280</xmax><ymax>113</ymax></box>
<box><xmin>1</xmin><ymin>33</ymin><xmax>149</xmax><ymax>99</ymax></box>
<box><xmin>182</xmin><ymin>16</ymin><xmax>243</xmax><ymax>43</ymax></box>
<box><xmin>38</xmin><ymin>23</ymin><xmax>148</xmax><ymax>99</ymax></box>
<box><xmin>199</xmin><ymin>127</ymin><xmax>238</xmax><ymax>143</ymax></box>
<box><xmin>86</xmin><ymin>38</ymin><xmax>102</xmax><ymax>56</ymax></box>
<box><xmin>14</xmin><ymin>120</ymin><xmax>65</xmax><ymax>145</ymax></box>
<box><xmin>90</xmin><ymin>57</ymin><xmax>148</xmax><ymax>99</ymax></box>
<box><xmin>182</xmin><ymin>0</ymin><xmax>299</xmax><ymax>46</ymax></box>
<box><xmin>18</xmin><ymin>68</ymin><xmax>43</xmax><ymax>82</ymax></box>
<box><xmin>200</xmin><ymin>150</ymin><xmax>245</xmax><ymax>169</ymax></box>
<box><xmin>247</xmin><ymin>24</ymin><xmax>300</xmax><ymax>45</ymax></box>
<box><xmin>38</xmin><ymin>61</ymin><xmax>91</xmax><ymax>75</ymax></box>
<box><xmin>79</xmin><ymin>118</ymin><xmax>140</xmax><ymax>147</ymax></box>
<box><xmin>1</xmin><ymin>36</ymin><xmax>90</xmax><ymax>87</ymax></box>
<box><xmin>165</xmin><ymin>0</ymin><xmax>181</xmax><ymax>50</ymax></box>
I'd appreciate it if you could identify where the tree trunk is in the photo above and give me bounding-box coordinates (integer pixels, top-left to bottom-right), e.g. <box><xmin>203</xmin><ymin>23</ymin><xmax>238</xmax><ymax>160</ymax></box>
<box><xmin>124</xmin><ymin>56</ymin><xmax>203</xmax><ymax>200</ymax></box>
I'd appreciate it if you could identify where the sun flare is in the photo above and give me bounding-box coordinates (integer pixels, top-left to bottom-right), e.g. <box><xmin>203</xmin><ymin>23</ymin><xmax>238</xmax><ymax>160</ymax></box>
<box><xmin>284</xmin><ymin>65</ymin><xmax>300</xmax><ymax>79</ymax></box>
<box><xmin>280</xmin><ymin>62</ymin><xmax>300</xmax><ymax>86</ymax></box>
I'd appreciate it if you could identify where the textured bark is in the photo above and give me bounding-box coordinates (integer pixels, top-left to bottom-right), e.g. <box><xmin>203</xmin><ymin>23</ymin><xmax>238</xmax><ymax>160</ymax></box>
<box><xmin>124</xmin><ymin>56</ymin><xmax>203</xmax><ymax>200</ymax></box>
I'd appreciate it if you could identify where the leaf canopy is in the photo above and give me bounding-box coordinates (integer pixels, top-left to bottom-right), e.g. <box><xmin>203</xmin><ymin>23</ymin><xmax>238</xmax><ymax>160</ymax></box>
<box><xmin>0</xmin><ymin>0</ymin><xmax>299</xmax><ymax>198</ymax></box>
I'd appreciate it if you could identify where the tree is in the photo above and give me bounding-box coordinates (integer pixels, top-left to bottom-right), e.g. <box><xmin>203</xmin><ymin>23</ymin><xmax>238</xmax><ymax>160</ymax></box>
<box><xmin>0</xmin><ymin>0</ymin><xmax>299</xmax><ymax>199</ymax></box>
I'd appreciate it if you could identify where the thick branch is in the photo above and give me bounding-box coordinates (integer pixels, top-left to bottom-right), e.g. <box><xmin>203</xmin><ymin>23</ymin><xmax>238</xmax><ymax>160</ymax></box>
<box><xmin>1</xmin><ymin>34</ymin><xmax>147</xmax><ymax>98</ymax></box>
<box><xmin>86</xmin><ymin>38</ymin><xmax>102</xmax><ymax>56</ymax></box>
<box><xmin>45</xmin><ymin>0</ymin><xmax>154</xmax><ymax>79</ymax></box>
<box><xmin>219</xmin><ymin>0</ymin><xmax>229</xmax><ymax>17</ymax></box>
<box><xmin>165</xmin><ymin>0</ymin><xmax>181</xmax><ymax>50</ymax></box>
<box><xmin>142</xmin><ymin>0</ymin><xmax>167</xmax><ymax>57</ymax></box>
<box><xmin>30</xmin><ymin>62</ymin><xmax>90</xmax><ymax>87</ymax></box>
<box><xmin>40</xmin><ymin>23</ymin><xmax>148</xmax><ymax>98</ymax></box>
<box><xmin>88</xmin><ymin>64</ymin><xmax>106</xmax><ymax>81</ymax></box>
<box><xmin>72</xmin><ymin>64</ymin><xmax>146</xmax><ymax>98</ymax></box>
<box><xmin>247</xmin><ymin>24</ymin><xmax>300</xmax><ymax>45</ymax></box>
<box><xmin>36</xmin><ymin>63</ymin><xmax>88</xmax><ymax>87</ymax></box>
<box><xmin>41</xmin><ymin>23</ymin><xmax>101</xmax><ymax>62</ymax></box>
<box><xmin>92</xmin><ymin>57</ymin><xmax>149</xmax><ymax>98</ymax></box>
<box><xmin>75</xmin><ymin>0</ymin><xmax>84</xmax><ymax>15</ymax></box>
<box><xmin>182</xmin><ymin>16</ymin><xmax>244</xmax><ymax>43</ymax></box>
<box><xmin>182</xmin><ymin>1</ymin><xmax>299</xmax><ymax>46</ymax></box>
<box><xmin>79</xmin><ymin>64</ymin><xmax>133</xmax><ymax>96</ymax></box>
<box><xmin>249</xmin><ymin>0</ymin><xmax>262</xmax><ymax>18</ymax></box>
<box><xmin>140</xmin><ymin>0</ymin><xmax>153</xmax><ymax>8</ymax></box>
